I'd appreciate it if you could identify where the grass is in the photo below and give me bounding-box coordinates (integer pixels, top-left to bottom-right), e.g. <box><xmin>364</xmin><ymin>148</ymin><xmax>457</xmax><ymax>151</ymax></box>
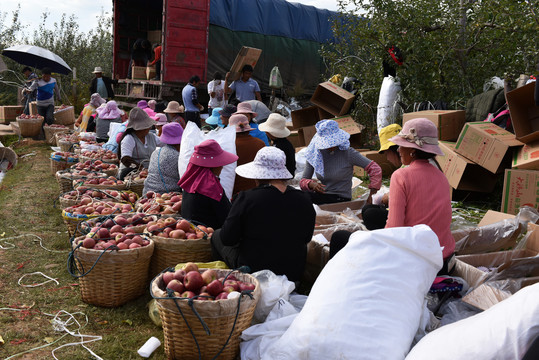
<box><xmin>0</xmin><ymin>139</ymin><xmax>166</xmax><ymax>360</ymax></box>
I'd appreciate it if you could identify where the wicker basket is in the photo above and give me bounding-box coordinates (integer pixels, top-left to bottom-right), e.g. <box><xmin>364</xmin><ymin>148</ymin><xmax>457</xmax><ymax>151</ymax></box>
<box><xmin>150</xmin><ymin>269</ymin><xmax>260</xmax><ymax>360</ymax></box>
<box><xmin>149</xmin><ymin>234</ymin><xmax>212</xmax><ymax>277</ymax></box>
<box><xmin>55</xmin><ymin>170</ymin><xmax>108</xmax><ymax>194</ymax></box>
<box><xmin>62</xmin><ymin>211</ymin><xmax>100</xmax><ymax>238</ymax></box>
<box><xmin>71</xmin><ymin>238</ymin><xmax>154</xmax><ymax>307</ymax></box>
<box><xmin>44</xmin><ymin>125</ymin><xmax>70</xmax><ymax>145</ymax></box>
<box><xmin>50</xmin><ymin>157</ymin><xmax>79</xmax><ymax>175</ymax></box>
<box><xmin>57</xmin><ymin>136</ymin><xmax>77</xmax><ymax>152</ymax></box>
<box><xmin>54</xmin><ymin>106</ymin><xmax>75</xmax><ymax>125</ymax></box>
<box><xmin>16</xmin><ymin>116</ymin><xmax>43</xmax><ymax>137</ymax></box>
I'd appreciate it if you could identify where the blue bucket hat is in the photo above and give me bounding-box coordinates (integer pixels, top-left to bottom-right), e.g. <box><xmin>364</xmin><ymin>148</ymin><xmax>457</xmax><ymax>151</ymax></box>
<box><xmin>205</xmin><ymin>107</ymin><xmax>223</xmax><ymax>127</ymax></box>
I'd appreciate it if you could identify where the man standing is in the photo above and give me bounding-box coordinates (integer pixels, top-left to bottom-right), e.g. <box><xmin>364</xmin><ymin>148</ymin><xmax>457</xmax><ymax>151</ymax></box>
<box><xmin>24</xmin><ymin>67</ymin><xmax>60</xmax><ymax>139</ymax></box>
<box><xmin>225</xmin><ymin>64</ymin><xmax>262</xmax><ymax>104</ymax></box>
<box><xmin>21</xmin><ymin>66</ymin><xmax>38</xmax><ymax>115</ymax></box>
<box><xmin>89</xmin><ymin>67</ymin><xmax>116</xmax><ymax>100</ymax></box>
<box><xmin>182</xmin><ymin>75</ymin><xmax>204</xmax><ymax>127</ymax></box>
<box><xmin>148</xmin><ymin>43</ymin><xmax>162</xmax><ymax>80</ymax></box>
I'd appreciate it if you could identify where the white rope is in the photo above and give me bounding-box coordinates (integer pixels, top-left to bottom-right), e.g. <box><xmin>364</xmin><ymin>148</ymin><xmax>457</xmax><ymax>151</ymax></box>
<box><xmin>0</xmin><ymin>233</ymin><xmax>66</xmax><ymax>253</ymax></box>
<box><xmin>0</xmin><ymin>238</ymin><xmax>15</xmax><ymax>249</ymax></box>
<box><xmin>18</xmin><ymin>272</ymin><xmax>60</xmax><ymax>287</ymax></box>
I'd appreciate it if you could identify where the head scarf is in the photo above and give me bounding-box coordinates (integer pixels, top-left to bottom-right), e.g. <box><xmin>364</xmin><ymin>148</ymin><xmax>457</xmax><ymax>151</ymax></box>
<box><xmin>178</xmin><ymin>162</ymin><xmax>225</xmax><ymax>202</ymax></box>
<box><xmin>96</xmin><ymin>100</ymin><xmax>122</xmax><ymax>120</ymax></box>
<box><xmin>304</xmin><ymin>119</ymin><xmax>350</xmax><ymax>177</ymax></box>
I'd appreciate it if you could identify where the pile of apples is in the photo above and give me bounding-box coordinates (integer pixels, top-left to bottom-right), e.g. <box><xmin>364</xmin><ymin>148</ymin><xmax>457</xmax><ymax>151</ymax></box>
<box><xmin>59</xmin><ymin>169</ymin><xmax>106</xmax><ymax>178</ymax></box>
<box><xmin>61</xmin><ymin>187</ymin><xmax>138</xmax><ymax>204</ymax></box>
<box><xmin>131</xmin><ymin>168</ymin><xmax>148</xmax><ymax>182</ymax></box>
<box><xmin>145</xmin><ymin>217</ymin><xmax>213</xmax><ymax>239</ymax></box>
<box><xmin>57</xmin><ymin>133</ymin><xmax>78</xmax><ymax>142</ymax></box>
<box><xmin>51</xmin><ymin>151</ymin><xmax>79</xmax><ymax>161</ymax></box>
<box><xmin>81</xmin><ymin>213</ymin><xmax>155</xmax><ymax>235</ymax></box>
<box><xmin>82</xmin><ymin>149</ymin><xmax>118</xmax><ymax>162</ymax></box>
<box><xmin>76</xmin><ymin>176</ymin><xmax>125</xmax><ymax>187</ymax></box>
<box><xmin>64</xmin><ymin>200</ymin><xmax>133</xmax><ymax>216</ymax></box>
<box><xmin>75</xmin><ymin>226</ymin><xmax>151</xmax><ymax>251</ymax></box>
<box><xmin>136</xmin><ymin>192</ymin><xmax>182</xmax><ymax>215</ymax></box>
<box><xmin>160</xmin><ymin>263</ymin><xmax>255</xmax><ymax>300</ymax></box>
<box><xmin>72</xmin><ymin>160</ymin><xmax>118</xmax><ymax>173</ymax></box>
<box><xmin>44</xmin><ymin>124</ymin><xmax>67</xmax><ymax>128</ymax></box>
<box><xmin>18</xmin><ymin>114</ymin><xmax>43</xmax><ymax>120</ymax></box>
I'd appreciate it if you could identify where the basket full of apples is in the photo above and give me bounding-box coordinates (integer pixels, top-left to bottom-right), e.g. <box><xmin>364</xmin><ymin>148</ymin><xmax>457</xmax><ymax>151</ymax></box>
<box><xmin>150</xmin><ymin>264</ymin><xmax>260</xmax><ymax>360</ymax></box>
<box><xmin>79</xmin><ymin>149</ymin><xmax>119</xmax><ymax>164</ymax></box>
<box><xmin>53</xmin><ymin>104</ymin><xmax>75</xmax><ymax>125</ymax></box>
<box><xmin>73</xmin><ymin>175</ymin><xmax>127</xmax><ymax>191</ymax></box>
<box><xmin>70</xmin><ymin>233</ymin><xmax>154</xmax><ymax>307</ymax></box>
<box><xmin>55</xmin><ymin>169</ymin><xmax>108</xmax><ymax>194</ymax></box>
<box><xmin>59</xmin><ymin>188</ymin><xmax>138</xmax><ymax>209</ymax></box>
<box><xmin>62</xmin><ymin>201</ymin><xmax>134</xmax><ymax>237</ymax></box>
<box><xmin>135</xmin><ymin>191</ymin><xmax>182</xmax><ymax>216</ymax></box>
<box><xmin>56</xmin><ymin>132</ymin><xmax>79</xmax><ymax>152</ymax></box>
<box><xmin>79</xmin><ymin>213</ymin><xmax>155</xmax><ymax>236</ymax></box>
<box><xmin>50</xmin><ymin>151</ymin><xmax>79</xmax><ymax>175</ymax></box>
<box><xmin>43</xmin><ymin>124</ymin><xmax>70</xmax><ymax>145</ymax></box>
<box><xmin>16</xmin><ymin>114</ymin><xmax>44</xmax><ymax>137</ymax></box>
<box><xmin>124</xmin><ymin>168</ymin><xmax>148</xmax><ymax>196</ymax></box>
<box><xmin>72</xmin><ymin>159</ymin><xmax>118</xmax><ymax>177</ymax></box>
<box><xmin>144</xmin><ymin>217</ymin><xmax>214</xmax><ymax>277</ymax></box>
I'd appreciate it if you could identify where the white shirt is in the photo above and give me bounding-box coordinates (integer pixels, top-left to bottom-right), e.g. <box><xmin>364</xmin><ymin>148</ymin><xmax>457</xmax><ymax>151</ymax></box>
<box><xmin>207</xmin><ymin>79</ymin><xmax>225</xmax><ymax>108</ymax></box>
<box><xmin>120</xmin><ymin>132</ymin><xmax>162</xmax><ymax>158</ymax></box>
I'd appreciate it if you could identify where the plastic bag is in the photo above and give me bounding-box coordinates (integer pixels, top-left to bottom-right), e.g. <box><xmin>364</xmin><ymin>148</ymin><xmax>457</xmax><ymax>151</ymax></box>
<box><xmin>252</xmin><ymin>270</ymin><xmax>296</xmax><ymax>324</ymax></box>
<box><xmin>269</xmin><ymin>66</ymin><xmax>283</xmax><ymax>89</ymax></box>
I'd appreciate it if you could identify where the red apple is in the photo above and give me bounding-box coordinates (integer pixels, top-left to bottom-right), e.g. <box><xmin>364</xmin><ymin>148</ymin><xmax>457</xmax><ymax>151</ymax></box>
<box><xmin>206</xmin><ymin>279</ymin><xmax>224</xmax><ymax>296</ymax></box>
<box><xmin>167</xmin><ymin>279</ymin><xmax>185</xmax><ymax>293</ymax></box>
<box><xmin>222</xmin><ymin>286</ymin><xmax>235</xmax><ymax>293</ymax></box>
<box><xmin>117</xmin><ymin>242</ymin><xmax>128</xmax><ymax>250</ymax></box>
<box><xmin>180</xmin><ymin>291</ymin><xmax>196</xmax><ymax>298</ymax></box>
<box><xmin>215</xmin><ymin>292</ymin><xmax>228</xmax><ymax>300</ymax></box>
<box><xmin>197</xmin><ymin>292</ymin><xmax>213</xmax><ymax>301</ymax></box>
<box><xmin>97</xmin><ymin>227</ymin><xmax>110</xmax><ymax>239</ymax></box>
<box><xmin>238</xmin><ymin>282</ymin><xmax>256</xmax><ymax>292</ymax></box>
<box><xmin>173</xmin><ymin>269</ymin><xmax>186</xmax><ymax>282</ymax></box>
<box><xmin>201</xmin><ymin>269</ymin><xmax>217</xmax><ymax>285</ymax></box>
<box><xmin>181</xmin><ymin>262</ymin><xmax>198</xmax><ymax>273</ymax></box>
<box><xmin>82</xmin><ymin>238</ymin><xmax>95</xmax><ymax>249</ymax></box>
<box><xmin>184</xmin><ymin>271</ymin><xmax>204</xmax><ymax>292</ymax></box>
<box><xmin>162</xmin><ymin>271</ymin><xmax>175</xmax><ymax>286</ymax></box>
<box><xmin>224</xmin><ymin>280</ymin><xmax>239</xmax><ymax>291</ymax></box>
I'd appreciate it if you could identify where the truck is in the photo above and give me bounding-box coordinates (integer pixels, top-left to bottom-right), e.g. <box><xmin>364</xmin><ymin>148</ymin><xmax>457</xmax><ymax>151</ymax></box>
<box><xmin>112</xmin><ymin>0</ymin><xmax>337</xmax><ymax>102</ymax></box>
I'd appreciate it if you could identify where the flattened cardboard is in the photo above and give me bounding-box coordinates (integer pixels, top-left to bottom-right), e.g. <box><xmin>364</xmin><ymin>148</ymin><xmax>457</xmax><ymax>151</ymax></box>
<box><xmin>501</xmin><ymin>169</ymin><xmax>539</xmax><ymax>215</ymax></box>
<box><xmin>454</xmin><ymin>122</ymin><xmax>523</xmax><ymax>174</ymax></box>
<box><xmin>228</xmin><ymin>46</ymin><xmax>262</xmax><ymax>82</ymax></box>
<box><xmin>403</xmin><ymin>110</ymin><xmax>466</xmax><ymax>141</ymax></box>
<box><xmin>311</xmin><ymin>82</ymin><xmax>355</xmax><ymax>116</ymax></box>
<box><xmin>436</xmin><ymin>141</ymin><xmax>498</xmax><ymax>192</ymax></box>
<box><xmin>318</xmin><ymin>198</ymin><xmax>365</xmax><ymax>213</ymax></box>
<box><xmin>512</xmin><ymin>140</ymin><xmax>539</xmax><ymax>170</ymax></box>
<box><xmin>506</xmin><ymin>82</ymin><xmax>539</xmax><ymax>144</ymax></box>
<box><xmin>477</xmin><ymin>210</ymin><xmax>515</xmax><ymax>227</ymax></box>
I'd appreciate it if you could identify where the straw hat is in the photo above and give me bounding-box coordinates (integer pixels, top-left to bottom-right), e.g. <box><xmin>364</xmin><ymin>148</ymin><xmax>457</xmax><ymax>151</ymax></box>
<box><xmin>160</xmin><ymin>122</ymin><xmax>183</xmax><ymax>145</ymax></box>
<box><xmin>229</xmin><ymin>114</ymin><xmax>253</xmax><ymax>132</ymax></box>
<box><xmin>189</xmin><ymin>139</ymin><xmax>238</xmax><ymax>167</ymax></box>
<box><xmin>258</xmin><ymin>113</ymin><xmax>290</xmax><ymax>138</ymax></box>
<box><xmin>92</xmin><ymin>67</ymin><xmax>103</xmax><ymax>74</ymax></box>
<box><xmin>389</xmin><ymin>118</ymin><xmax>443</xmax><ymax>155</ymax></box>
<box><xmin>235</xmin><ymin>147</ymin><xmax>292</xmax><ymax>180</ymax></box>
<box><xmin>126</xmin><ymin>107</ymin><xmax>156</xmax><ymax>131</ymax></box>
<box><xmin>378</xmin><ymin>123</ymin><xmax>402</xmax><ymax>153</ymax></box>
<box><xmin>163</xmin><ymin>101</ymin><xmax>185</xmax><ymax>114</ymax></box>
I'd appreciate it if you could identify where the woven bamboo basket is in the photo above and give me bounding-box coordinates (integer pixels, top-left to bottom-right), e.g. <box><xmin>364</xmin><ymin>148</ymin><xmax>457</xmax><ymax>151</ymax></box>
<box><xmin>62</xmin><ymin>211</ymin><xmax>100</xmax><ymax>238</ymax></box>
<box><xmin>57</xmin><ymin>136</ymin><xmax>77</xmax><ymax>152</ymax></box>
<box><xmin>149</xmin><ymin>235</ymin><xmax>212</xmax><ymax>278</ymax></box>
<box><xmin>16</xmin><ymin>116</ymin><xmax>43</xmax><ymax>137</ymax></box>
<box><xmin>125</xmin><ymin>179</ymin><xmax>145</xmax><ymax>197</ymax></box>
<box><xmin>55</xmin><ymin>170</ymin><xmax>108</xmax><ymax>194</ymax></box>
<box><xmin>50</xmin><ymin>157</ymin><xmax>79</xmax><ymax>175</ymax></box>
<box><xmin>43</xmin><ymin>125</ymin><xmax>70</xmax><ymax>145</ymax></box>
<box><xmin>53</xmin><ymin>106</ymin><xmax>75</xmax><ymax>125</ymax></box>
<box><xmin>71</xmin><ymin>238</ymin><xmax>154</xmax><ymax>307</ymax></box>
<box><xmin>150</xmin><ymin>269</ymin><xmax>260</xmax><ymax>360</ymax></box>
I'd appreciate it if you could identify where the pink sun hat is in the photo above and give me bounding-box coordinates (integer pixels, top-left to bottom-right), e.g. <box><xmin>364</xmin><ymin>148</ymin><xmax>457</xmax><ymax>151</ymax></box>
<box><xmin>389</xmin><ymin>118</ymin><xmax>443</xmax><ymax>156</ymax></box>
<box><xmin>189</xmin><ymin>139</ymin><xmax>238</xmax><ymax>168</ymax></box>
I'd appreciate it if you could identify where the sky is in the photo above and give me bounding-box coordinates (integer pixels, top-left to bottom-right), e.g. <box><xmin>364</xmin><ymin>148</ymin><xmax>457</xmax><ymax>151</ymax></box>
<box><xmin>2</xmin><ymin>0</ymin><xmax>350</xmax><ymax>34</ymax></box>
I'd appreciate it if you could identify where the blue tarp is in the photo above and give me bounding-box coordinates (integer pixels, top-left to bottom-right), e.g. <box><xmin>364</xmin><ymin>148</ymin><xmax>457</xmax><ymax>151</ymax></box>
<box><xmin>209</xmin><ymin>0</ymin><xmax>337</xmax><ymax>43</ymax></box>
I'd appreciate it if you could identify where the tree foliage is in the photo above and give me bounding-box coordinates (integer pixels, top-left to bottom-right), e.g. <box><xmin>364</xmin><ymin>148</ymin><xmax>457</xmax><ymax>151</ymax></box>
<box><xmin>324</xmin><ymin>0</ymin><xmax>539</xmax><ymax>147</ymax></box>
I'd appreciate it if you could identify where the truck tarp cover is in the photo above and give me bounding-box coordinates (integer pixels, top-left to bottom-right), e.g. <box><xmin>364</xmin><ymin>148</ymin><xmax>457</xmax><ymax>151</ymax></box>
<box><xmin>208</xmin><ymin>0</ymin><xmax>337</xmax><ymax>93</ymax></box>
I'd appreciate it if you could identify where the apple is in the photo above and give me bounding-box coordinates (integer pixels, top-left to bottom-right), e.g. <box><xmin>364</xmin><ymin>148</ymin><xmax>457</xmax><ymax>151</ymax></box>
<box><xmin>206</xmin><ymin>279</ymin><xmax>224</xmax><ymax>296</ymax></box>
<box><xmin>181</xmin><ymin>262</ymin><xmax>198</xmax><ymax>273</ymax></box>
<box><xmin>180</xmin><ymin>291</ymin><xmax>196</xmax><ymax>298</ymax></box>
<box><xmin>114</xmin><ymin>215</ymin><xmax>129</xmax><ymax>226</ymax></box>
<box><xmin>201</xmin><ymin>269</ymin><xmax>217</xmax><ymax>285</ymax></box>
<box><xmin>82</xmin><ymin>238</ymin><xmax>95</xmax><ymax>249</ymax></box>
<box><xmin>164</xmin><ymin>217</ymin><xmax>176</xmax><ymax>226</ymax></box>
<box><xmin>224</xmin><ymin>280</ymin><xmax>239</xmax><ymax>291</ymax></box>
<box><xmin>184</xmin><ymin>271</ymin><xmax>204</xmax><ymax>292</ymax></box>
<box><xmin>102</xmin><ymin>219</ymin><xmax>115</xmax><ymax>228</ymax></box>
<box><xmin>169</xmin><ymin>229</ymin><xmax>185</xmax><ymax>239</ymax></box>
<box><xmin>177</xmin><ymin>220</ymin><xmax>191</xmax><ymax>232</ymax></box>
<box><xmin>238</xmin><ymin>282</ymin><xmax>256</xmax><ymax>291</ymax></box>
<box><xmin>215</xmin><ymin>292</ymin><xmax>228</xmax><ymax>300</ymax></box>
<box><xmin>110</xmin><ymin>224</ymin><xmax>123</xmax><ymax>233</ymax></box>
<box><xmin>117</xmin><ymin>242</ymin><xmax>128</xmax><ymax>250</ymax></box>
<box><xmin>167</xmin><ymin>279</ymin><xmax>185</xmax><ymax>293</ymax></box>
<box><xmin>97</xmin><ymin>228</ymin><xmax>110</xmax><ymax>239</ymax></box>
<box><xmin>197</xmin><ymin>292</ymin><xmax>213</xmax><ymax>300</ymax></box>
<box><xmin>222</xmin><ymin>286</ymin><xmax>235</xmax><ymax>293</ymax></box>
<box><xmin>129</xmin><ymin>243</ymin><xmax>141</xmax><ymax>249</ymax></box>
<box><xmin>162</xmin><ymin>271</ymin><xmax>175</xmax><ymax>286</ymax></box>
<box><xmin>173</xmin><ymin>269</ymin><xmax>186</xmax><ymax>282</ymax></box>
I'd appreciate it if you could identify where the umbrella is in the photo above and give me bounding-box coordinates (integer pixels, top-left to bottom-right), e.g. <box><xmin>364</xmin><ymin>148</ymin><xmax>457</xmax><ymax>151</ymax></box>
<box><xmin>1</xmin><ymin>45</ymin><xmax>72</xmax><ymax>75</ymax></box>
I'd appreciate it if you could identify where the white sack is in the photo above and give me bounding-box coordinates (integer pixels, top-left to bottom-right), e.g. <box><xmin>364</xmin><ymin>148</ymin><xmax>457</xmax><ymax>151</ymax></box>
<box><xmin>406</xmin><ymin>283</ymin><xmax>539</xmax><ymax>360</ymax></box>
<box><xmin>265</xmin><ymin>225</ymin><xmax>443</xmax><ymax>360</ymax></box>
<box><xmin>376</xmin><ymin>75</ymin><xmax>401</xmax><ymax>135</ymax></box>
<box><xmin>178</xmin><ymin>123</ymin><xmax>237</xmax><ymax>199</ymax></box>
<box><xmin>252</xmin><ymin>270</ymin><xmax>296</xmax><ymax>324</ymax></box>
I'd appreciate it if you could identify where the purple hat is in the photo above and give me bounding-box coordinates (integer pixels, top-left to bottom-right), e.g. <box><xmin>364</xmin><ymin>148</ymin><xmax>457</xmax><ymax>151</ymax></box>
<box><xmin>389</xmin><ymin>118</ymin><xmax>443</xmax><ymax>156</ymax></box>
<box><xmin>153</xmin><ymin>113</ymin><xmax>168</xmax><ymax>126</ymax></box>
<box><xmin>190</xmin><ymin>139</ymin><xmax>238</xmax><ymax>167</ymax></box>
<box><xmin>137</xmin><ymin>100</ymin><xmax>148</xmax><ymax>109</ymax></box>
<box><xmin>229</xmin><ymin>114</ymin><xmax>253</xmax><ymax>132</ymax></box>
<box><xmin>160</xmin><ymin>122</ymin><xmax>183</xmax><ymax>145</ymax></box>
<box><xmin>96</xmin><ymin>100</ymin><xmax>122</xmax><ymax>120</ymax></box>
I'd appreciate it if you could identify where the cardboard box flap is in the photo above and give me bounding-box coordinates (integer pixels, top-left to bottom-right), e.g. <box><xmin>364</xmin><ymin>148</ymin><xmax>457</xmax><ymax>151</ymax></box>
<box><xmin>477</xmin><ymin>210</ymin><xmax>515</xmax><ymax>227</ymax></box>
<box><xmin>506</xmin><ymin>82</ymin><xmax>539</xmax><ymax>144</ymax></box>
<box><xmin>228</xmin><ymin>47</ymin><xmax>262</xmax><ymax>82</ymax></box>
<box><xmin>334</xmin><ymin>116</ymin><xmax>363</xmax><ymax>135</ymax></box>
<box><xmin>466</xmin><ymin>122</ymin><xmax>523</xmax><ymax>146</ymax></box>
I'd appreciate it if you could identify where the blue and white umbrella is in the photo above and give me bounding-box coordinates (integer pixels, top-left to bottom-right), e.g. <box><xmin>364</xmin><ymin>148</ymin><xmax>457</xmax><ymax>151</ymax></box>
<box><xmin>2</xmin><ymin>44</ymin><xmax>72</xmax><ymax>74</ymax></box>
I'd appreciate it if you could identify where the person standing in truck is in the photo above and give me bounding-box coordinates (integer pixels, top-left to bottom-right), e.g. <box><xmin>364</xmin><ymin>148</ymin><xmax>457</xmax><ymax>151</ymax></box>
<box><xmin>148</xmin><ymin>43</ymin><xmax>162</xmax><ymax>80</ymax></box>
<box><xmin>182</xmin><ymin>75</ymin><xmax>204</xmax><ymax>127</ymax></box>
<box><xmin>225</xmin><ymin>64</ymin><xmax>262</xmax><ymax>104</ymax></box>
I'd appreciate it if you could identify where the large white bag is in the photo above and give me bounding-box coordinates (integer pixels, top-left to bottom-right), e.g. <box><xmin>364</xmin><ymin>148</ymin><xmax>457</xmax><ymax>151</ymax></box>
<box><xmin>178</xmin><ymin>123</ymin><xmax>237</xmax><ymax>199</ymax></box>
<box><xmin>376</xmin><ymin>75</ymin><xmax>401</xmax><ymax>135</ymax></box>
<box><xmin>406</xmin><ymin>283</ymin><xmax>539</xmax><ymax>360</ymax></box>
<box><xmin>265</xmin><ymin>225</ymin><xmax>443</xmax><ymax>360</ymax></box>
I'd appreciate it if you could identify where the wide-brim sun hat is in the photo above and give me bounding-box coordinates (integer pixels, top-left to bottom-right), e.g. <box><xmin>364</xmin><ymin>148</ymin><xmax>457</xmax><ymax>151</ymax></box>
<box><xmin>163</xmin><ymin>101</ymin><xmax>184</xmax><ymax>113</ymax></box>
<box><xmin>219</xmin><ymin>104</ymin><xmax>237</xmax><ymax>117</ymax></box>
<box><xmin>137</xmin><ymin>100</ymin><xmax>148</xmax><ymax>109</ymax></box>
<box><xmin>126</xmin><ymin>107</ymin><xmax>156</xmax><ymax>131</ymax></box>
<box><xmin>311</xmin><ymin>119</ymin><xmax>350</xmax><ymax>149</ymax></box>
<box><xmin>160</xmin><ymin>122</ymin><xmax>183</xmax><ymax>145</ymax></box>
<box><xmin>205</xmin><ymin>107</ymin><xmax>223</xmax><ymax>125</ymax></box>
<box><xmin>96</xmin><ymin>100</ymin><xmax>122</xmax><ymax>120</ymax></box>
<box><xmin>92</xmin><ymin>66</ymin><xmax>103</xmax><ymax>73</ymax></box>
<box><xmin>153</xmin><ymin>113</ymin><xmax>168</xmax><ymax>126</ymax></box>
<box><xmin>378</xmin><ymin>123</ymin><xmax>402</xmax><ymax>153</ymax></box>
<box><xmin>389</xmin><ymin>117</ymin><xmax>444</xmax><ymax>156</ymax></box>
<box><xmin>229</xmin><ymin>114</ymin><xmax>253</xmax><ymax>132</ymax></box>
<box><xmin>235</xmin><ymin>102</ymin><xmax>258</xmax><ymax>118</ymax></box>
<box><xmin>190</xmin><ymin>139</ymin><xmax>238</xmax><ymax>167</ymax></box>
<box><xmin>89</xmin><ymin>93</ymin><xmax>106</xmax><ymax>108</ymax></box>
<box><xmin>258</xmin><ymin>113</ymin><xmax>291</xmax><ymax>138</ymax></box>
<box><xmin>235</xmin><ymin>146</ymin><xmax>292</xmax><ymax>180</ymax></box>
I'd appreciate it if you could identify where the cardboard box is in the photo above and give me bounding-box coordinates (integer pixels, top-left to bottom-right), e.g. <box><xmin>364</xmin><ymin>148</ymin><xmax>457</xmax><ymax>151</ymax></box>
<box><xmin>436</xmin><ymin>141</ymin><xmax>498</xmax><ymax>192</ymax></box>
<box><xmin>291</xmin><ymin>106</ymin><xmax>320</xmax><ymax>130</ymax></box>
<box><xmin>311</xmin><ymin>82</ymin><xmax>355</xmax><ymax>116</ymax></box>
<box><xmin>512</xmin><ymin>140</ymin><xmax>539</xmax><ymax>169</ymax></box>
<box><xmin>461</xmin><ymin>276</ymin><xmax>539</xmax><ymax>310</ymax></box>
<box><xmin>0</xmin><ymin>105</ymin><xmax>24</xmax><ymax>124</ymax></box>
<box><xmin>318</xmin><ymin>198</ymin><xmax>365</xmax><ymax>213</ymax></box>
<box><xmin>454</xmin><ymin>122</ymin><xmax>523</xmax><ymax>174</ymax></box>
<box><xmin>506</xmin><ymin>82</ymin><xmax>539</xmax><ymax>144</ymax></box>
<box><xmin>477</xmin><ymin>210</ymin><xmax>515</xmax><ymax>227</ymax></box>
<box><xmin>298</xmin><ymin>125</ymin><xmax>316</xmax><ymax>147</ymax></box>
<box><xmin>298</xmin><ymin>115</ymin><xmax>363</xmax><ymax>148</ymax></box>
<box><xmin>131</xmin><ymin>66</ymin><xmax>147</xmax><ymax>80</ymax></box>
<box><xmin>403</xmin><ymin>110</ymin><xmax>465</xmax><ymax>141</ymax></box>
<box><xmin>146</xmin><ymin>66</ymin><xmax>156</xmax><ymax>80</ymax></box>
<box><xmin>29</xmin><ymin>101</ymin><xmax>37</xmax><ymax>116</ymax></box>
<box><xmin>288</xmin><ymin>130</ymin><xmax>303</xmax><ymax>148</ymax></box>
<box><xmin>356</xmin><ymin>150</ymin><xmax>398</xmax><ymax>177</ymax></box>
<box><xmin>501</xmin><ymin>168</ymin><xmax>539</xmax><ymax>215</ymax></box>
<box><xmin>228</xmin><ymin>46</ymin><xmax>262</xmax><ymax>82</ymax></box>
<box><xmin>147</xmin><ymin>30</ymin><xmax>162</xmax><ymax>45</ymax></box>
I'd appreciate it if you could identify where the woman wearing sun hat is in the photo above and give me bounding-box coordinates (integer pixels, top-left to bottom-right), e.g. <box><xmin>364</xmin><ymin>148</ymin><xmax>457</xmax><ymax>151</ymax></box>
<box><xmin>95</xmin><ymin>100</ymin><xmax>122</xmax><ymax>142</ymax></box>
<box><xmin>152</xmin><ymin>113</ymin><xmax>168</xmax><ymax>137</ymax></box>
<box><xmin>179</xmin><ymin>139</ymin><xmax>238</xmax><ymax>229</ymax></box>
<box><xmin>117</xmin><ymin>107</ymin><xmax>161</xmax><ymax>179</ymax></box>
<box><xmin>143</xmin><ymin>123</ymin><xmax>184</xmax><ymax>195</ymax></box>
<box><xmin>211</xmin><ymin>147</ymin><xmax>315</xmax><ymax>281</ymax></box>
<box><xmin>204</xmin><ymin>107</ymin><xmax>223</xmax><ymax>129</ymax></box>
<box><xmin>235</xmin><ymin>102</ymin><xmax>270</xmax><ymax>145</ymax></box>
<box><xmin>163</xmin><ymin>101</ymin><xmax>186</xmax><ymax>128</ymax></box>
<box><xmin>259</xmin><ymin>113</ymin><xmax>296</xmax><ymax>176</ymax></box>
<box><xmin>301</xmin><ymin>119</ymin><xmax>382</xmax><ymax>205</ymax></box>
<box><xmin>229</xmin><ymin>113</ymin><xmax>266</xmax><ymax>196</ymax></box>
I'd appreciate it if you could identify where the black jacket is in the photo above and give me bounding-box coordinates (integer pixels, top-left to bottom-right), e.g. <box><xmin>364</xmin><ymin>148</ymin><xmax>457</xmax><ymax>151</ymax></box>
<box><xmin>180</xmin><ymin>191</ymin><xmax>231</xmax><ymax>230</ymax></box>
<box><xmin>219</xmin><ymin>184</ymin><xmax>315</xmax><ymax>281</ymax></box>
<box><xmin>273</xmin><ymin>137</ymin><xmax>296</xmax><ymax>176</ymax></box>
<box><xmin>90</xmin><ymin>76</ymin><xmax>117</xmax><ymax>99</ymax></box>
